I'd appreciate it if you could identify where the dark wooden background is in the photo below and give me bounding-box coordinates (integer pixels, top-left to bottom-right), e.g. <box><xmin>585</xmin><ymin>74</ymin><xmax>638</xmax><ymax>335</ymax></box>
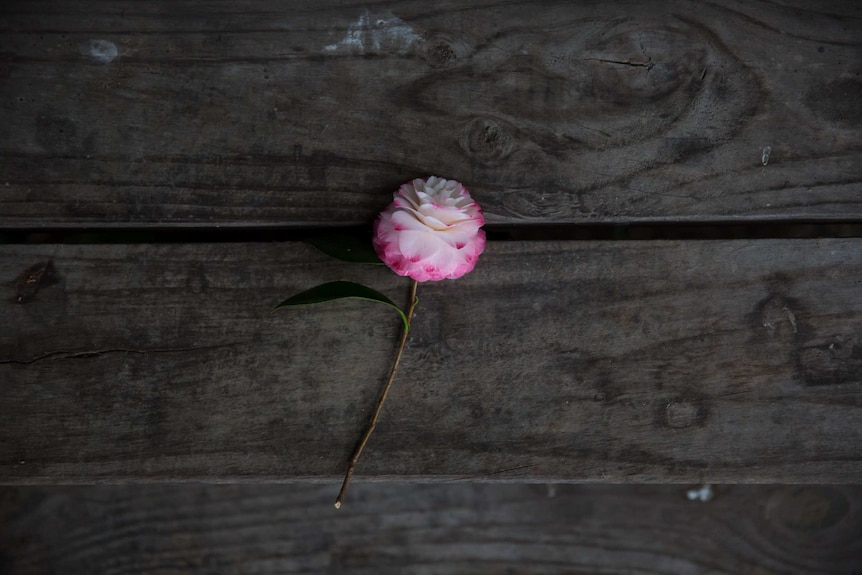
<box><xmin>1</xmin><ymin>0</ymin><xmax>860</xmax><ymax>227</ymax></box>
<box><xmin>1</xmin><ymin>0</ymin><xmax>861</xmax><ymax>572</ymax></box>
<box><xmin>2</xmin><ymin>484</ymin><xmax>861</xmax><ymax>574</ymax></box>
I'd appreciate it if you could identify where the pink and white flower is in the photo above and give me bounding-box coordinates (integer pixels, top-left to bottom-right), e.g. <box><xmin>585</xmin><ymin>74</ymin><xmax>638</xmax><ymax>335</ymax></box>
<box><xmin>373</xmin><ymin>177</ymin><xmax>486</xmax><ymax>282</ymax></box>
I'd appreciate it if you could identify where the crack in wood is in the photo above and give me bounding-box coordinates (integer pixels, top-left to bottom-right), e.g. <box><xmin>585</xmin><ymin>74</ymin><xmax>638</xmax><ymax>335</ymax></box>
<box><xmin>0</xmin><ymin>344</ymin><xmax>236</xmax><ymax>366</ymax></box>
<box><xmin>442</xmin><ymin>464</ymin><xmax>538</xmax><ymax>482</ymax></box>
<box><xmin>576</xmin><ymin>57</ymin><xmax>655</xmax><ymax>69</ymax></box>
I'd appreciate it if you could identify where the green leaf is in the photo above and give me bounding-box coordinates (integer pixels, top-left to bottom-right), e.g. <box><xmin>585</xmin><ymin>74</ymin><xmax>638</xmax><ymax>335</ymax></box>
<box><xmin>306</xmin><ymin>233</ymin><xmax>383</xmax><ymax>265</ymax></box>
<box><xmin>273</xmin><ymin>281</ymin><xmax>408</xmax><ymax>332</ymax></box>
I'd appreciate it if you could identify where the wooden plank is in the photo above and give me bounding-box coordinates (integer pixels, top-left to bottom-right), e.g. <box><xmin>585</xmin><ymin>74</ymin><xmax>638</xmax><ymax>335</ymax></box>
<box><xmin>1</xmin><ymin>484</ymin><xmax>860</xmax><ymax>574</ymax></box>
<box><xmin>1</xmin><ymin>0</ymin><xmax>860</xmax><ymax>227</ymax></box>
<box><xmin>1</xmin><ymin>240</ymin><xmax>860</xmax><ymax>483</ymax></box>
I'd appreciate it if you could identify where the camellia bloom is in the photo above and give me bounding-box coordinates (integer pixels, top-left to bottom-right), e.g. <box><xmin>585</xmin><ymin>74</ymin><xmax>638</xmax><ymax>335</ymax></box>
<box><xmin>373</xmin><ymin>177</ymin><xmax>486</xmax><ymax>282</ymax></box>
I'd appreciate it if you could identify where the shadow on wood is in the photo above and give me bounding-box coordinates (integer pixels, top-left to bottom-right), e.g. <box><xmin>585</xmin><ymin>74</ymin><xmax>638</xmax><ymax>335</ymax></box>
<box><xmin>1</xmin><ymin>484</ymin><xmax>860</xmax><ymax>574</ymax></box>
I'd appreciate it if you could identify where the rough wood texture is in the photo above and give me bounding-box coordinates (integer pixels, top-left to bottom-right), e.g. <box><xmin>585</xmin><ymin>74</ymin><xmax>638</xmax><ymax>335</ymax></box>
<box><xmin>1</xmin><ymin>484</ymin><xmax>860</xmax><ymax>574</ymax></box>
<box><xmin>1</xmin><ymin>0</ymin><xmax>860</xmax><ymax>227</ymax></box>
<box><xmin>1</xmin><ymin>240</ymin><xmax>860</xmax><ymax>483</ymax></box>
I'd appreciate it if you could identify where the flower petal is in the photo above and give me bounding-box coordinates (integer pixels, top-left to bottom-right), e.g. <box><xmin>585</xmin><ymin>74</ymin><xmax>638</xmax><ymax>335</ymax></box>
<box><xmin>374</xmin><ymin>177</ymin><xmax>486</xmax><ymax>281</ymax></box>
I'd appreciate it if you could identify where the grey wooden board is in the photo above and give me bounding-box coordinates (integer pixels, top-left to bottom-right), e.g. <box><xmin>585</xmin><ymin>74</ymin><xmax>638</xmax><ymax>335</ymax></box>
<box><xmin>1</xmin><ymin>0</ymin><xmax>860</xmax><ymax>227</ymax></box>
<box><xmin>1</xmin><ymin>240</ymin><xmax>860</xmax><ymax>484</ymax></box>
<box><xmin>1</xmin><ymin>484</ymin><xmax>860</xmax><ymax>574</ymax></box>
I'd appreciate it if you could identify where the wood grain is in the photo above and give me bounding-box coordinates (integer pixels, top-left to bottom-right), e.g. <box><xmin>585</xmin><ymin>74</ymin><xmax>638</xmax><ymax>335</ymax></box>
<box><xmin>1</xmin><ymin>0</ymin><xmax>860</xmax><ymax>227</ymax></box>
<box><xmin>1</xmin><ymin>484</ymin><xmax>860</xmax><ymax>574</ymax></box>
<box><xmin>1</xmin><ymin>240</ymin><xmax>860</xmax><ymax>483</ymax></box>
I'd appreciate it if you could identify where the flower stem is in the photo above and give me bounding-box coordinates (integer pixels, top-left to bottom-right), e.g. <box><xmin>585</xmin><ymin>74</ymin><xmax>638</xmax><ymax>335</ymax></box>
<box><xmin>334</xmin><ymin>279</ymin><xmax>420</xmax><ymax>509</ymax></box>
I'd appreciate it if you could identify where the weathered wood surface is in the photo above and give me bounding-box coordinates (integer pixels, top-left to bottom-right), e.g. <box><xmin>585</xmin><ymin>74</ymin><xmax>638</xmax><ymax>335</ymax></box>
<box><xmin>1</xmin><ymin>240</ymin><xmax>860</xmax><ymax>483</ymax></box>
<box><xmin>1</xmin><ymin>0</ymin><xmax>860</xmax><ymax>227</ymax></box>
<box><xmin>1</xmin><ymin>484</ymin><xmax>860</xmax><ymax>574</ymax></box>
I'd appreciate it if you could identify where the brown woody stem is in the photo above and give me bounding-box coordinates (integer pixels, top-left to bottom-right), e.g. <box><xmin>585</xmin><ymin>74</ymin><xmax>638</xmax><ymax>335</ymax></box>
<box><xmin>334</xmin><ymin>279</ymin><xmax>420</xmax><ymax>509</ymax></box>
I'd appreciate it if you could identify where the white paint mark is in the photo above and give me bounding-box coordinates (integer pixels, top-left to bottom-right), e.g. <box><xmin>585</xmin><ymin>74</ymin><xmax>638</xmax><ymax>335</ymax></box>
<box><xmin>761</xmin><ymin>145</ymin><xmax>772</xmax><ymax>166</ymax></box>
<box><xmin>783</xmin><ymin>306</ymin><xmax>798</xmax><ymax>334</ymax></box>
<box><xmin>83</xmin><ymin>39</ymin><xmax>118</xmax><ymax>63</ymax></box>
<box><xmin>323</xmin><ymin>10</ymin><xmax>421</xmax><ymax>55</ymax></box>
<box><xmin>686</xmin><ymin>484</ymin><xmax>713</xmax><ymax>502</ymax></box>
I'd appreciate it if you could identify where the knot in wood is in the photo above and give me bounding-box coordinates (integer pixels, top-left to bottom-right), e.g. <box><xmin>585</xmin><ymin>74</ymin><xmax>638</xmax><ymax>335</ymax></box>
<box><xmin>459</xmin><ymin>117</ymin><xmax>514</xmax><ymax>165</ymax></box>
<box><xmin>662</xmin><ymin>399</ymin><xmax>706</xmax><ymax>429</ymax></box>
<box><xmin>796</xmin><ymin>335</ymin><xmax>859</xmax><ymax>387</ymax></box>
<box><xmin>424</xmin><ymin>40</ymin><xmax>457</xmax><ymax>68</ymax></box>
<box><xmin>768</xmin><ymin>487</ymin><xmax>850</xmax><ymax>532</ymax></box>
